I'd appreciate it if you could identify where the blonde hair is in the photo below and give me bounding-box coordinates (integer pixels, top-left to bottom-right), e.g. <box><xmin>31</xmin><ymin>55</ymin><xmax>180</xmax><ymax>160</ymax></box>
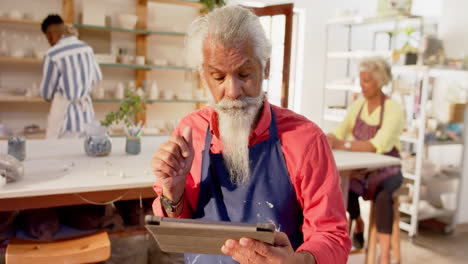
<box><xmin>359</xmin><ymin>56</ymin><xmax>392</xmax><ymax>87</ymax></box>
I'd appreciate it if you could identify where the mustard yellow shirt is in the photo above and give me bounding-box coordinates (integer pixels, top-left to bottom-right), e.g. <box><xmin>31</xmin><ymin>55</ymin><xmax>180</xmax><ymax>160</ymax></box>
<box><xmin>332</xmin><ymin>97</ymin><xmax>405</xmax><ymax>154</ymax></box>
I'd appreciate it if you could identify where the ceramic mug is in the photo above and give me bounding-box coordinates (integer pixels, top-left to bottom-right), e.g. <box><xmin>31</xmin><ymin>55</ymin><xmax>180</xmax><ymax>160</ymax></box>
<box><xmin>125</xmin><ymin>137</ymin><xmax>141</xmax><ymax>155</ymax></box>
<box><xmin>115</xmin><ymin>82</ymin><xmax>125</xmax><ymax>99</ymax></box>
<box><xmin>150</xmin><ymin>82</ymin><xmax>159</xmax><ymax>99</ymax></box>
<box><xmin>135</xmin><ymin>56</ymin><xmax>145</xmax><ymax>65</ymax></box>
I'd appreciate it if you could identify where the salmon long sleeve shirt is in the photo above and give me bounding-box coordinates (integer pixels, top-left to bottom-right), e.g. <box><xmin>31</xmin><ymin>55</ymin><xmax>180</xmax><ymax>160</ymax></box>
<box><xmin>153</xmin><ymin>99</ymin><xmax>351</xmax><ymax>263</ymax></box>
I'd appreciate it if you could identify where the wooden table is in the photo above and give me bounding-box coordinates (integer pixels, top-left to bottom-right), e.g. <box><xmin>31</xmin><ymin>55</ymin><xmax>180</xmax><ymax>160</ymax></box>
<box><xmin>0</xmin><ymin>137</ymin><xmax>166</xmax><ymax>211</ymax></box>
<box><xmin>0</xmin><ymin>139</ymin><xmax>400</xmax><ymax>211</ymax></box>
<box><xmin>333</xmin><ymin>150</ymin><xmax>401</xmax><ymax>263</ymax></box>
<box><xmin>333</xmin><ymin>150</ymin><xmax>401</xmax><ymax>205</ymax></box>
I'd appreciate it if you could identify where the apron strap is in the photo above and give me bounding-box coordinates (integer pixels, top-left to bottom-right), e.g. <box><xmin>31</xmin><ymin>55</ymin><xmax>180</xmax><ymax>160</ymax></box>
<box><xmin>356</xmin><ymin>94</ymin><xmax>387</xmax><ymax>127</ymax></box>
<box><xmin>268</xmin><ymin>105</ymin><xmax>279</xmax><ymax>141</ymax></box>
<box><xmin>377</xmin><ymin>95</ymin><xmax>387</xmax><ymax>129</ymax></box>
<box><xmin>356</xmin><ymin>100</ymin><xmax>367</xmax><ymax>120</ymax></box>
<box><xmin>203</xmin><ymin>126</ymin><xmax>212</xmax><ymax>153</ymax></box>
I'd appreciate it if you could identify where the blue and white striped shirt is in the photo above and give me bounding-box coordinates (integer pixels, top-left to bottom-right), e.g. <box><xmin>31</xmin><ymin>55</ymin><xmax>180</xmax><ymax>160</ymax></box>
<box><xmin>40</xmin><ymin>35</ymin><xmax>102</xmax><ymax>135</ymax></box>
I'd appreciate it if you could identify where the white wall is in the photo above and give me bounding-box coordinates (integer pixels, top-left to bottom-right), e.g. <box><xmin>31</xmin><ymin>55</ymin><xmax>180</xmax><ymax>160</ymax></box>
<box><xmin>439</xmin><ymin>0</ymin><xmax>468</xmax><ymax>58</ymax></box>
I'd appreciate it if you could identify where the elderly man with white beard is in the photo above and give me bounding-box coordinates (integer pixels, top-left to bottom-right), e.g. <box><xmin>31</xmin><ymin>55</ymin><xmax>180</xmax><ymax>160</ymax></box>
<box><xmin>151</xmin><ymin>5</ymin><xmax>351</xmax><ymax>264</ymax></box>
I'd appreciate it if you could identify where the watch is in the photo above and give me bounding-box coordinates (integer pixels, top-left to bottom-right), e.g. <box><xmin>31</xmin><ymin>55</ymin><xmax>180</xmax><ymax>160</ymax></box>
<box><xmin>344</xmin><ymin>140</ymin><xmax>352</xmax><ymax>150</ymax></box>
<box><xmin>160</xmin><ymin>193</ymin><xmax>184</xmax><ymax>213</ymax></box>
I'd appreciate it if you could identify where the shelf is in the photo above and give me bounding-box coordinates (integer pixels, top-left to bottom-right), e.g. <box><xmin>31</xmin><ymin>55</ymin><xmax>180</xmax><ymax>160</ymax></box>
<box><xmin>399</xmin><ymin>204</ymin><xmax>413</xmax><ymax>216</ymax></box>
<box><xmin>149</xmin><ymin>0</ymin><xmax>203</xmax><ymax>8</ymax></box>
<box><xmin>392</xmin><ymin>65</ymin><xmax>429</xmax><ymax>75</ymax></box>
<box><xmin>429</xmin><ymin>68</ymin><xmax>468</xmax><ymax>78</ymax></box>
<box><xmin>0</xmin><ymin>56</ymin><xmax>42</xmax><ymax>64</ymax></box>
<box><xmin>73</xmin><ymin>24</ymin><xmax>186</xmax><ymax>36</ymax></box>
<box><xmin>94</xmin><ymin>98</ymin><xmax>208</xmax><ymax>103</ymax></box>
<box><xmin>419</xmin><ymin>209</ymin><xmax>455</xmax><ymax>221</ymax></box>
<box><xmin>99</xmin><ymin>63</ymin><xmax>194</xmax><ymax>71</ymax></box>
<box><xmin>327</xmin><ymin>14</ymin><xmax>422</xmax><ymax>26</ymax></box>
<box><xmin>327</xmin><ymin>51</ymin><xmax>393</xmax><ymax>59</ymax></box>
<box><xmin>400</xmin><ymin>135</ymin><xmax>418</xmax><ymax>144</ymax></box>
<box><xmin>399</xmin><ymin>221</ymin><xmax>411</xmax><ymax>232</ymax></box>
<box><xmin>399</xmin><ymin>135</ymin><xmax>461</xmax><ymax>146</ymax></box>
<box><xmin>403</xmin><ymin>172</ymin><xmax>416</xmax><ymax>181</ymax></box>
<box><xmin>392</xmin><ymin>65</ymin><xmax>468</xmax><ymax>77</ymax></box>
<box><xmin>400</xmin><ymin>203</ymin><xmax>455</xmax><ymax>221</ymax></box>
<box><xmin>0</xmin><ymin>57</ymin><xmax>194</xmax><ymax>71</ymax></box>
<box><xmin>0</xmin><ymin>95</ymin><xmax>46</xmax><ymax>102</ymax></box>
<box><xmin>326</xmin><ymin>83</ymin><xmax>361</xmax><ymax>93</ymax></box>
<box><xmin>0</xmin><ymin>96</ymin><xmax>207</xmax><ymax>104</ymax></box>
<box><xmin>0</xmin><ymin>17</ymin><xmax>41</xmax><ymax>25</ymax></box>
<box><xmin>422</xmin><ymin>174</ymin><xmax>460</xmax><ymax>185</ymax></box>
<box><xmin>426</xmin><ymin>140</ymin><xmax>463</xmax><ymax>146</ymax></box>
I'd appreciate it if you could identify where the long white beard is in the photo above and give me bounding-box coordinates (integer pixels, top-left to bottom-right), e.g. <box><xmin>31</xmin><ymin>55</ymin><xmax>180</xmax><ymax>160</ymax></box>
<box><xmin>214</xmin><ymin>93</ymin><xmax>264</xmax><ymax>185</ymax></box>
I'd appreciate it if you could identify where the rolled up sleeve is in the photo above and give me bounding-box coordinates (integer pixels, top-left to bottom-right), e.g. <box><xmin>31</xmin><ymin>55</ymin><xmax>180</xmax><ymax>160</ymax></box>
<box><xmin>296</xmin><ymin>134</ymin><xmax>351</xmax><ymax>263</ymax></box>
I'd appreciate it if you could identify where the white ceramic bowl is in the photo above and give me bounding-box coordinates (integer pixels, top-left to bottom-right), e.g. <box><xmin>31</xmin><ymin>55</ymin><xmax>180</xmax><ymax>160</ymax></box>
<box><xmin>440</xmin><ymin>192</ymin><xmax>457</xmax><ymax>211</ymax></box>
<box><xmin>0</xmin><ymin>176</ymin><xmax>6</xmax><ymax>188</ymax></box>
<box><xmin>8</xmin><ymin>10</ymin><xmax>22</xmax><ymax>20</ymax></box>
<box><xmin>118</xmin><ymin>14</ymin><xmax>138</xmax><ymax>29</ymax></box>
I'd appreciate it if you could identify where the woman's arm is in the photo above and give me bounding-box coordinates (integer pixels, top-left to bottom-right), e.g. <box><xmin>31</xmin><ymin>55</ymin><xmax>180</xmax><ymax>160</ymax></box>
<box><xmin>332</xmin><ymin>139</ymin><xmax>376</xmax><ymax>152</ymax></box>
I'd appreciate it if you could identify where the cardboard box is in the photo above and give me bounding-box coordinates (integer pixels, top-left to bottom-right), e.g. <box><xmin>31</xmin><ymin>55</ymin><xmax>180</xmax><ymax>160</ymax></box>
<box><xmin>449</xmin><ymin>103</ymin><xmax>466</xmax><ymax>123</ymax></box>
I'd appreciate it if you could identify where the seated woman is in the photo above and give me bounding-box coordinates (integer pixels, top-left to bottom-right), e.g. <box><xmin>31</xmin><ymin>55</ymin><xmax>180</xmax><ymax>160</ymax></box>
<box><xmin>327</xmin><ymin>56</ymin><xmax>404</xmax><ymax>264</ymax></box>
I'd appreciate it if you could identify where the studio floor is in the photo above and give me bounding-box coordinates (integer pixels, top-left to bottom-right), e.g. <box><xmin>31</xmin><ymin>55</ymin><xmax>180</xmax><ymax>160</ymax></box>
<box><xmin>348</xmin><ymin>229</ymin><xmax>468</xmax><ymax>264</ymax></box>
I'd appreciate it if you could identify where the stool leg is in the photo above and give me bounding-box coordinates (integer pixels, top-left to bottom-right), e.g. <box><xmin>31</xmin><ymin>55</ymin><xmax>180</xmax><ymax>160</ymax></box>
<box><xmin>366</xmin><ymin>201</ymin><xmax>377</xmax><ymax>264</ymax></box>
<box><xmin>391</xmin><ymin>197</ymin><xmax>401</xmax><ymax>264</ymax></box>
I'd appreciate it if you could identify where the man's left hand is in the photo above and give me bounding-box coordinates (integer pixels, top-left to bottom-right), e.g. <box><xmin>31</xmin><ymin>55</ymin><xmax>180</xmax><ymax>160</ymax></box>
<box><xmin>221</xmin><ymin>232</ymin><xmax>316</xmax><ymax>264</ymax></box>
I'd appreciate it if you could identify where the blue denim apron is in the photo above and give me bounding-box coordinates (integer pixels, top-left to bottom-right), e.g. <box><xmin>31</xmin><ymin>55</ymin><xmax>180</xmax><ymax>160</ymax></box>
<box><xmin>185</xmin><ymin>106</ymin><xmax>303</xmax><ymax>264</ymax></box>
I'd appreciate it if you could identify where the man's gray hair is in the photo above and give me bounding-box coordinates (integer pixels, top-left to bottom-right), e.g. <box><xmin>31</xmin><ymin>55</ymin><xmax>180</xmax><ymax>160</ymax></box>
<box><xmin>185</xmin><ymin>5</ymin><xmax>271</xmax><ymax>70</ymax></box>
<box><xmin>359</xmin><ymin>56</ymin><xmax>392</xmax><ymax>87</ymax></box>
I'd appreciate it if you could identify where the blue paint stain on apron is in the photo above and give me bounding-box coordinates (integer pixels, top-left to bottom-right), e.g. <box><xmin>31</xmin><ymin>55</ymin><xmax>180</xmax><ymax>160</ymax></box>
<box><xmin>185</xmin><ymin>106</ymin><xmax>303</xmax><ymax>264</ymax></box>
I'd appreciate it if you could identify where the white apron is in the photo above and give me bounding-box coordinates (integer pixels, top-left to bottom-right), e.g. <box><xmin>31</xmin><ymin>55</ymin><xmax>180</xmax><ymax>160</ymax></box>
<box><xmin>45</xmin><ymin>93</ymin><xmax>84</xmax><ymax>139</ymax></box>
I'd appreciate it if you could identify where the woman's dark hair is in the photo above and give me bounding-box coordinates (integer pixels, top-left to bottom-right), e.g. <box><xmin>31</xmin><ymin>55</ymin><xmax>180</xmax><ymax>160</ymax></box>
<box><xmin>41</xmin><ymin>14</ymin><xmax>64</xmax><ymax>33</ymax></box>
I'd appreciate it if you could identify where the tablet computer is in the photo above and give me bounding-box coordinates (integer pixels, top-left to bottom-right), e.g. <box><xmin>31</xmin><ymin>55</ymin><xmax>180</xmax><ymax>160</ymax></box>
<box><xmin>145</xmin><ymin>215</ymin><xmax>276</xmax><ymax>255</ymax></box>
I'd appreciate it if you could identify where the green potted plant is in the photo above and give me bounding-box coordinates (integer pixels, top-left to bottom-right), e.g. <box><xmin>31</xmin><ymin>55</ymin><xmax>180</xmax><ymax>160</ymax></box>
<box><xmin>395</xmin><ymin>27</ymin><xmax>419</xmax><ymax>65</ymax></box>
<box><xmin>199</xmin><ymin>0</ymin><xmax>226</xmax><ymax>14</ymax></box>
<box><xmin>101</xmin><ymin>88</ymin><xmax>146</xmax><ymax>155</ymax></box>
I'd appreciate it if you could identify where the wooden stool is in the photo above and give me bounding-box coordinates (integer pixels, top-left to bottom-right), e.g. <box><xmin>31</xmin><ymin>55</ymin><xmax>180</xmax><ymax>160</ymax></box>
<box><xmin>6</xmin><ymin>230</ymin><xmax>111</xmax><ymax>264</ymax></box>
<box><xmin>365</xmin><ymin>187</ymin><xmax>409</xmax><ymax>264</ymax></box>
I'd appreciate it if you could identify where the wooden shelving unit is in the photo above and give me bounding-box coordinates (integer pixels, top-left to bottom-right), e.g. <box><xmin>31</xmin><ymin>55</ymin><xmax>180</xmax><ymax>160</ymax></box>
<box><xmin>0</xmin><ymin>56</ymin><xmax>42</xmax><ymax>64</ymax></box>
<box><xmin>0</xmin><ymin>95</ymin><xmax>46</xmax><ymax>103</ymax></box>
<box><xmin>73</xmin><ymin>24</ymin><xmax>186</xmax><ymax>36</ymax></box>
<box><xmin>0</xmin><ymin>57</ymin><xmax>195</xmax><ymax>71</ymax></box>
<box><xmin>150</xmin><ymin>0</ymin><xmax>203</xmax><ymax>8</ymax></box>
<box><xmin>0</xmin><ymin>95</ymin><xmax>207</xmax><ymax>104</ymax></box>
<box><xmin>0</xmin><ymin>0</ymin><xmax>204</xmax><ymax>130</ymax></box>
<box><xmin>0</xmin><ymin>17</ymin><xmax>41</xmax><ymax>25</ymax></box>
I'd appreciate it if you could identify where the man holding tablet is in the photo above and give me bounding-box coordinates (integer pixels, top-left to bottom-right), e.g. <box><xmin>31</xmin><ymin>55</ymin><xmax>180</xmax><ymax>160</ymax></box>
<box><xmin>151</xmin><ymin>5</ymin><xmax>351</xmax><ymax>264</ymax></box>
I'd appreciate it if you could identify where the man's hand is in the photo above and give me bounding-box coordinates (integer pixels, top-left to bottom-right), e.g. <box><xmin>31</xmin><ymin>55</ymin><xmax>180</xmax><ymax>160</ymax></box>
<box><xmin>221</xmin><ymin>232</ymin><xmax>316</xmax><ymax>264</ymax></box>
<box><xmin>151</xmin><ymin>126</ymin><xmax>194</xmax><ymax>206</ymax></box>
